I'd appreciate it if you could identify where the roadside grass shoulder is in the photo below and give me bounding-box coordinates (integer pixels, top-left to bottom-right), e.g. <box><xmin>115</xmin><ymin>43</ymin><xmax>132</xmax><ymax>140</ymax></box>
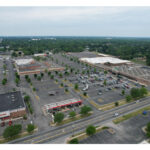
<box><xmin>0</xmin><ymin>127</ymin><xmax>38</xmax><ymax>144</ymax></box>
<box><xmin>113</xmin><ymin>105</ymin><xmax>150</xmax><ymax>124</ymax></box>
<box><xmin>51</xmin><ymin>112</ymin><xmax>92</xmax><ymax>126</ymax></box>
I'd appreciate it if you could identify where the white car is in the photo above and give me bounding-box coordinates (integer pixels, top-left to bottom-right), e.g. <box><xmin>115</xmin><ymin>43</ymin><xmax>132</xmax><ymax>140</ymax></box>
<box><xmin>114</xmin><ymin>113</ymin><xmax>119</xmax><ymax>117</ymax></box>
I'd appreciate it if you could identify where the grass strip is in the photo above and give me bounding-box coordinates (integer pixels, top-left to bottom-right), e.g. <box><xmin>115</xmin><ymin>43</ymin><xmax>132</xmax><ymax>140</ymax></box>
<box><xmin>0</xmin><ymin>128</ymin><xmax>38</xmax><ymax>144</ymax></box>
<box><xmin>113</xmin><ymin>105</ymin><xmax>150</xmax><ymax>124</ymax></box>
<box><xmin>51</xmin><ymin>113</ymin><xmax>92</xmax><ymax>126</ymax></box>
<box><xmin>89</xmin><ymin>100</ymin><xmax>100</xmax><ymax>109</ymax></box>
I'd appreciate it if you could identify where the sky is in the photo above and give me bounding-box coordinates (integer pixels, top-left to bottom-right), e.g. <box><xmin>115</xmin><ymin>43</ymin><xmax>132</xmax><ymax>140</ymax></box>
<box><xmin>0</xmin><ymin>7</ymin><xmax>150</xmax><ymax>37</ymax></box>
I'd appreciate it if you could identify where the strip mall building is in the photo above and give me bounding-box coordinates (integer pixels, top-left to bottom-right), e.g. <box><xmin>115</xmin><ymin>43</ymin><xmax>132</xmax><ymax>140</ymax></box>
<box><xmin>0</xmin><ymin>91</ymin><xmax>26</xmax><ymax>123</ymax></box>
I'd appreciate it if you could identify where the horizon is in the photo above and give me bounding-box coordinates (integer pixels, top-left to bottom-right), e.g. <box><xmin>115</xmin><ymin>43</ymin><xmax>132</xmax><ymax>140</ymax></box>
<box><xmin>1</xmin><ymin>35</ymin><xmax>150</xmax><ymax>39</ymax></box>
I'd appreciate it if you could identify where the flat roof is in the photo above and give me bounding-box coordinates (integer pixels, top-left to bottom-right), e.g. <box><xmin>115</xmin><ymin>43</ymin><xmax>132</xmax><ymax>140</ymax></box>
<box><xmin>44</xmin><ymin>98</ymin><xmax>82</xmax><ymax>110</ymax></box>
<box><xmin>15</xmin><ymin>58</ymin><xmax>34</xmax><ymax>65</ymax></box>
<box><xmin>34</xmin><ymin>53</ymin><xmax>47</xmax><ymax>57</ymax></box>
<box><xmin>80</xmin><ymin>57</ymin><xmax>131</xmax><ymax>64</ymax></box>
<box><xmin>0</xmin><ymin>91</ymin><xmax>25</xmax><ymax>113</ymax></box>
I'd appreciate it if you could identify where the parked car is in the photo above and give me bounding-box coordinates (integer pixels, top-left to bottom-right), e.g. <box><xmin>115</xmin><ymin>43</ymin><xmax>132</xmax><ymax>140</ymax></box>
<box><xmin>98</xmin><ymin>92</ymin><xmax>102</xmax><ymax>95</ymax></box>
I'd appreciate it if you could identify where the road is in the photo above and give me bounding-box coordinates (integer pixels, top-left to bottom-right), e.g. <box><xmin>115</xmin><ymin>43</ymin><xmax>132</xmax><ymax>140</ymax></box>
<box><xmin>9</xmin><ymin>96</ymin><xmax>150</xmax><ymax>144</ymax></box>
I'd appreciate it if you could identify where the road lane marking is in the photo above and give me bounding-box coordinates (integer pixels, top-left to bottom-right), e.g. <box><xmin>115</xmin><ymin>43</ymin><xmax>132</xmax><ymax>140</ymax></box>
<box><xmin>18</xmin><ymin>99</ymin><xmax>150</xmax><ymax>143</ymax></box>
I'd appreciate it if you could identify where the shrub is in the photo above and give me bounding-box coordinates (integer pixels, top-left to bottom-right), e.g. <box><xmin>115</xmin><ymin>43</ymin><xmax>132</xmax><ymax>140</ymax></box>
<box><xmin>3</xmin><ymin>124</ymin><xmax>22</xmax><ymax>139</ymax></box>
<box><xmin>27</xmin><ymin>124</ymin><xmax>35</xmax><ymax>133</ymax></box>
<box><xmin>126</xmin><ymin>95</ymin><xmax>132</xmax><ymax>102</ymax></box>
<box><xmin>54</xmin><ymin>113</ymin><xmax>64</xmax><ymax>123</ymax></box>
<box><xmin>115</xmin><ymin>101</ymin><xmax>119</xmax><ymax>107</ymax></box>
<box><xmin>69</xmin><ymin>138</ymin><xmax>79</xmax><ymax>144</ymax></box>
<box><xmin>69</xmin><ymin>111</ymin><xmax>76</xmax><ymax>118</ymax></box>
<box><xmin>80</xmin><ymin>105</ymin><xmax>92</xmax><ymax>115</ymax></box>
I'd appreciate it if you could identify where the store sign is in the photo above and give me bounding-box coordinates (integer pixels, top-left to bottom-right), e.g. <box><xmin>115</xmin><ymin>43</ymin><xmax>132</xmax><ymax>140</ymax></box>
<box><xmin>0</xmin><ymin>111</ymin><xmax>10</xmax><ymax>118</ymax></box>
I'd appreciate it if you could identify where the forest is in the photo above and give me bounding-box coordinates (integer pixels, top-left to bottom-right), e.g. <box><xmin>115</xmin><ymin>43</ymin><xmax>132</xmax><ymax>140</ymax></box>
<box><xmin>0</xmin><ymin>36</ymin><xmax>150</xmax><ymax>65</ymax></box>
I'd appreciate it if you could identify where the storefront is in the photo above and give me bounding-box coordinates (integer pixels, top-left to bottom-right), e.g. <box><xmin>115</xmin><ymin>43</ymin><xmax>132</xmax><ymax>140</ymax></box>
<box><xmin>0</xmin><ymin>111</ymin><xmax>10</xmax><ymax>121</ymax></box>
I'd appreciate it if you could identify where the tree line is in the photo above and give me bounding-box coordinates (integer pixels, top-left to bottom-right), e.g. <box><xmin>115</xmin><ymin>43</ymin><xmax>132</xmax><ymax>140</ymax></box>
<box><xmin>1</xmin><ymin>36</ymin><xmax>150</xmax><ymax>65</ymax></box>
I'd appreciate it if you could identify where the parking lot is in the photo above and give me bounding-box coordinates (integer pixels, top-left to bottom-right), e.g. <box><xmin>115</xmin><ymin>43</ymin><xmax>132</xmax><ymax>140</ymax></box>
<box><xmin>80</xmin><ymin>111</ymin><xmax>150</xmax><ymax>144</ymax></box>
<box><xmin>114</xmin><ymin>64</ymin><xmax>150</xmax><ymax>82</ymax></box>
<box><xmin>20</xmin><ymin>72</ymin><xmax>81</xmax><ymax>117</ymax></box>
<box><xmin>52</xmin><ymin>53</ymin><xmax>141</xmax><ymax>107</ymax></box>
<box><xmin>0</xmin><ymin>58</ymin><xmax>16</xmax><ymax>94</ymax></box>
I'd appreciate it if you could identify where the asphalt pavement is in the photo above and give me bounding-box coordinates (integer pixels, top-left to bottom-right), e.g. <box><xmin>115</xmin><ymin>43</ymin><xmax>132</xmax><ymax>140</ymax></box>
<box><xmin>9</xmin><ymin>96</ymin><xmax>150</xmax><ymax>144</ymax></box>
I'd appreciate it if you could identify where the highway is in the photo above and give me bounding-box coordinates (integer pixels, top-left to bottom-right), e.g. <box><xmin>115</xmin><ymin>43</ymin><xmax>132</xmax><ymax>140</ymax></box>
<box><xmin>9</xmin><ymin>96</ymin><xmax>150</xmax><ymax>144</ymax></box>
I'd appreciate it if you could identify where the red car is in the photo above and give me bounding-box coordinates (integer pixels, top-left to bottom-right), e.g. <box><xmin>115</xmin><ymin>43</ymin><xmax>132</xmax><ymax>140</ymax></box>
<box><xmin>1</xmin><ymin>122</ymin><xmax>5</xmax><ymax>127</ymax></box>
<box><xmin>8</xmin><ymin>120</ymin><xmax>12</xmax><ymax>126</ymax></box>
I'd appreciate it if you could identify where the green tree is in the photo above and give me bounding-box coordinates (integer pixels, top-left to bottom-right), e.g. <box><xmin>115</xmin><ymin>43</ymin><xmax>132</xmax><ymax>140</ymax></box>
<box><xmin>27</xmin><ymin>78</ymin><xmax>31</xmax><ymax>83</ymax></box>
<box><xmin>82</xmin><ymin>70</ymin><xmax>85</xmax><ymax>74</ymax></box>
<box><xmin>15</xmin><ymin>77</ymin><xmax>20</xmax><ymax>86</ymax></box>
<box><xmin>94</xmin><ymin>68</ymin><xmax>97</xmax><ymax>73</ymax></box>
<box><xmin>3</xmin><ymin>124</ymin><xmax>22</xmax><ymax>139</ymax></box>
<box><xmin>104</xmin><ymin>70</ymin><xmax>108</xmax><ymax>75</ymax></box>
<box><xmin>83</xmin><ymin>92</ymin><xmax>87</xmax><ymax>97</ymax></box>
<box><xmin>115</xmin><ymin>101</ymin><xmax>119</xmax><ymax>107</ymax></box>
<box><xmin>59</xmin><ymin>73</ymin><xmax>63</xmax><ymax>78</ymax></box>
<box><xmin>33</xmin><ymin>87</ymin><xmax>36</xmax><ymax>91</ymax></box>
<box><xmin>54</xmin><ymin>113</ymin><xmax>64</xmax><ymax>123</ymax></box>
<box><xmin>48</xmin><ymin>71</ymin><xmax>51</xmax><ymax>76</ymax></box>
<box><xmin>25</xmin><ymin>75</ymin><xmax>29</xmax><ymax>80</ymax></box>
<box><xmin>122</xmin><ymin>89</ymin><xmax>125</xmax><ymax>95</ymax></box>
<box><xmin>65</xmin><ymin>88</ymin><xmax>68</xmax><ymax>92</ymax></box>
<box><xmin>70</xmin><ymin>68</ymin><xmax>74</xmax><ymax>73</ymax></box>
<box><xmin>2</xmin><ymin>78</ymin><xmax>7</xmax><ymax>85</ymax></box>
<box><xmin>69</xmin><ymin>111</ymin><xmax>76</xmax><ymax>118</ymax></box>
<box><xmin>3</xmin><ymin>64</ymin><xmax>7</xmax><ymax>70</ymax></box>
<box><xmin>40</xmin><ymin>72</ymin><xmax>44</xmax><ymax>77</ymax></box>
<box><xmin>50</xmin><ymin>75</ymin><xmax>54</xmax><ymax>79</ymax></box>
<box><xmin>146</xmin><ymin>122</ymin><xmax>150</xmax><ymax>138</ymax></box>
<box><xmin>37</xmin><ymin>76</ymin><xmax>41</xmax><ymax>81</ymax></box>
<box><xmin>24</xmin><ymin>95</ymin><xmax>30</xmax><ymax>102</ymax></box>
<box><xmin>80</xmin><ymin>105</ymin><xmax>92</xmax><ymax>115</ymax></box>
<box><xmin>34</xmin><ymin>74</ymin><xmax>37</xmax><ymax>78</ymax></box>
<box><xmin>86</xmin><ymin>125</ymin><xmax>96</xmax><ymax>136</ymax></box>
<box><xmin>140</xmin><ymin>87</ymin><xmax>148</xmax><ymax>97</ymax></box>
<box><xmin>130</xmin><ymin>88</ymin><xmax>140</xmax><ymax>99</ymax></box>
<box><xmin>60</xmin><ymin>83</ymin><xmax>64</xmax><ymax>87</ymax></box>
<box><xmin>55</xmin><ymin>71</ymin><xmax>58</xmax><ymax>75</ymax></box>
<box><xmin>74</xmin><ymin>83</ymin><xmax>79</xmax><ymax>90</ymax></box>
<box><xmin>69</xmin><ymin>138</ymin><xmax>79</xmax><ymax>144</ymax></box>
<box><xmin>126</xmin><ymin>95</ymin><xmax>132</xmax><ymax>102</ymax></box>
<box><xmin>103</xmin><ymin>79</ymin><xmax>107</xmax><ymax>86</ymax></box>
<box><xmin>27</xmin><ymin>124</ymin><xmax>35</xmax><ymax>133</ymax></box>
<box><xmin>146</xmin><ymin>54</ymin><xmax>150</xmax><ymax>66</ymax></box>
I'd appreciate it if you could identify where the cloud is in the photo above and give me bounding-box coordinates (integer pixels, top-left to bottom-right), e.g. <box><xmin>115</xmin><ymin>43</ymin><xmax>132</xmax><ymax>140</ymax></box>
<box><xmin>0</xmin><ymin>7</ymin><xmax>133</xmax><ymax>22</ymax></box>
<box><xmin>0</xmin><ymin>7</ymin><xmax>150</xmax><ymax>36</ymax></box>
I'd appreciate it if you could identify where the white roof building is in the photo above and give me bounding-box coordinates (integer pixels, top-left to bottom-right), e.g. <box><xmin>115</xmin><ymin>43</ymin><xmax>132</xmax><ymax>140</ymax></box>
<box><xmin>34</xmin><ymin>53</ymin><xmax>47</xmax><ymax>57</ymax></box>
<box><xmin>14</xmin><ymin>58</ymin><xmax>34</xmax><ymax>65</ymax></box>
<box><xmin>80</xmin><ymin>57</ymin><xmax>131</xmax><ymax>65</ymax></box>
